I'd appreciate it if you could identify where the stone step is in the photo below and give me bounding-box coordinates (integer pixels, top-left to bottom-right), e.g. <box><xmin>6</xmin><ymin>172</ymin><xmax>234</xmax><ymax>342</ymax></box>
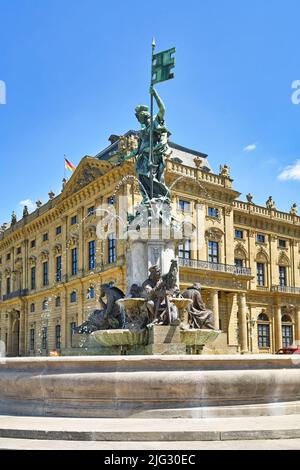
<box><xmin>0</xmin><ymin>415</ymin><xmax>300</xmax><ymax>442</ymax></box>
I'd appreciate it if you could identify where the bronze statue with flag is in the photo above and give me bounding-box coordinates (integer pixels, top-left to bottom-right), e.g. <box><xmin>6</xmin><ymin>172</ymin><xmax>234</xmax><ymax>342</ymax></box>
<box><xmin>117</xmin><ymin>40</ymin><xmax>176</xmax><ymax>205</ymax></box>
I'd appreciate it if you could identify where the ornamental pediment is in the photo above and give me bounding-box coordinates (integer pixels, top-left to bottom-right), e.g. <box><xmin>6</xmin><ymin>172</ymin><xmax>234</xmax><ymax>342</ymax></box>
<box><xmin>62</xmin><ymin>157</ymin><xmax>112</xmax><ymax>198</ymax></box>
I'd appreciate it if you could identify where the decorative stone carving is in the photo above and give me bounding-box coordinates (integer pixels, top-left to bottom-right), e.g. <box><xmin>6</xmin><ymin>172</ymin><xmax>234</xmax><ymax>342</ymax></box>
<box><xmin>256</xmin><ymin>247</ymin><xmax>269</xmax><ymax>262</ymax></box>
<box><xmin>290</xmin><ymin>203</ymin><xmax>298</xmax><ymax>215</ymax></box>
<box><xmin>11</xmin><ymin>212</ymin><xmax>17</xmax><ymax>226</ymax></box>
<box><xmin>29</xmin><ymin>255</ymin><xmax>37</xmax><ymax>266</ymax></box>
<box><xmin>219</xmin><ymin>164</ymin><xmax>230</xmax><ymax>178</ymax></box>
<box><xmin>84</xmin><ymin>225</ymin><xmax>96</xmax><ymax>239</ymax></box>
<box><xmin>53</xmin><ymin>244</ymin><xmax>62</xmax><ymax>255</ymax></box>
<box><xmin>266</xmin><ymin>196</ymin><xmax>276</xmax><ymax>210</ymax></box>
<box><xmin>225</xmin><ymin>206</ymin><xmax>232</xmax><ymax>216</ymax></box>
<box><xmin>278</xmin><ymin>252</ymin><xmax>290</xmax><ymax>267</ymax></box>
<box><xmin>205</xmin><ymin>228</ymin><xmax>223</xmax><ymax>241</ymax></box>
<box><xmin>194</xmin><ymin>157</ymin><xmax>203</xmax><ymax>168</ymax></box>
<box><xmin>22</xmin><ymin>206</ymin><xmax>29</xmax><ymax>217</ymax></box>
<box><xmin>71</xmin><ymin>165</ymin><xmax>104</xmax><ymax>194</ymax></box>
<box><xmin>67</xmin><ymin>233</ymin><xmax>79</xmax><ymax>247</ymax></box>
<box><xmin>234</xmin><ymin>243</ymin><xmax>247</xmax><ymax>260</ymax></box>
<box><xmin>40</xmin><ymin>250</ymin><xmax>49</xmax><ymax>261</ymax></box>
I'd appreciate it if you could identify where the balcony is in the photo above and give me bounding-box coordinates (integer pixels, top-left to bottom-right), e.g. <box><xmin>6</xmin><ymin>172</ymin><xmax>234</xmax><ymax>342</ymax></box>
<box><xmin>2</xmin><ymin>289</ymin><xmax>29</xmax><ymax>301</ymax></box>
<box><xmin>271</xmin><ymin>285</ymin><xmax>300</xmax><ymax>294</ymax></box>
<box><xmin>178</xmin><ymin>258</ymin><xmax>251</xmax><ymax>276</ymax></box>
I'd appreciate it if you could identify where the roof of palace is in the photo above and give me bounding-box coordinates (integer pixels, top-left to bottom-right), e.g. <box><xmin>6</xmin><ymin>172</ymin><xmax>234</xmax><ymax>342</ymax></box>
<box><xmin>95</xmin><ymin>130</ymin><xmax>212</xmax><ymax>172</ymax></box>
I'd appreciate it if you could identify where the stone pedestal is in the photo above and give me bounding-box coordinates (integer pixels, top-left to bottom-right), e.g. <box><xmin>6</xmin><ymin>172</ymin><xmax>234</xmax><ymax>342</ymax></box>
<box><xmin>125</xmin><ymin>236</ymin><xmax>177</xmax><ymax>294</ymax></box>
<box><xmin>145</xmin><ymin>325</ymin><xmax>186</xmax><ymax>355</ymax></box>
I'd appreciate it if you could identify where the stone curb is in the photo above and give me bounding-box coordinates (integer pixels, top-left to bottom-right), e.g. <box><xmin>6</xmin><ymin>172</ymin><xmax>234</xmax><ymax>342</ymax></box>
<box><xmin>1</xmin><ymin>428</ymin><xmax>300</xmax><ymax>442</ymax></box>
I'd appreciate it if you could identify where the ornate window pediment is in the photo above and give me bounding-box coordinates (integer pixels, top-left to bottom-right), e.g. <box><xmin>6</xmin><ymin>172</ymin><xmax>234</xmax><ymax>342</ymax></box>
<box><xmin>234</xmin><ymin>242</ymin><xmax>248</xmax><ymax>260</ymax></box>
<box><xmin>256</xmin><ymin>247</ymin><xmax>269</xmax><ymax>263</ymax></box>
<box><xmin>205</xmin><ymin>227</ymin><xmax>223</xmax><ymax>241</ymax></box>
<box><xmin>67</xmin><ymin>234</ymin><xmax>79</xmax><ymax>248</ymax></box>
<box><xmin>40</xmin><ymin>250</ymin><xmax>49</xmax><ymax>261</ymax></box>
<box><xmin>278</xmin><ymin>252</ymin><xmax>290</xmax><ymax>267</ymax></box>
<box><xmin>84</xmin><ymin>225</ymin><xmax>96</xmax><ymax>239</ymax></box>
<box><xmin>52</xmin><ymin>244</ymin><xmax>62</xmax><ymax>255</ymax></box>
<box><xmin>29</xmin><ymin>255</ymin><xmax>37</xmax><ymax>266</ymax></box>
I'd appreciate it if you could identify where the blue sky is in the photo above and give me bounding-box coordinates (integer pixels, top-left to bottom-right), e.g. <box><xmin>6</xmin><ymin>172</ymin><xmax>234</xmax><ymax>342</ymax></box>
<box><xmin>1</xmin><ymin>0</ymin><xmax>300</xmax><ymax>222</ymax></box>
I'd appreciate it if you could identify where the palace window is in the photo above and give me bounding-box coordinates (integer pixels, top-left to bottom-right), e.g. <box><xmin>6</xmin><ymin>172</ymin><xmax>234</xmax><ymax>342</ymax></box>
<box><xmin>88</xmin><ymin>286</ymin><xmax>95</xmax><ymax>299</ymax></box>
<box><xmin>282</xmin><ymin>315</ymin><xmax>293</xmax><ymax>348</ymax></box>
<box><xmin>70</xmin><ymin>290</ymin><xmax>77</xmax><ymax>303</ymax></box>
<box><xmin>70</xmin><ymin>322</ymin><xmax>76</xmax><ymax>347</ymax></box>
<box><xmin>256</xmin><ymin>234</ymin><xmax>265</xmax><ymax>243</ymax></box>
<box><xmin>178</xmin><ymin>200</ymin><xmax>191</xmax><ymax>212</ymax></box>
<box><xmin>6</xmin><ymin>253</ymin><xmax>10</xmax><ymax>261</ymax></box>
<box><xmin>41</xmin><ymin>327</ymin><xmax>47</xmax><ymax>350</ymax></box>
<box><xmin>88</xmin><ymin>240</ymin><xmax>96</xmax><ymax>270</ymax></box>
<box><xmin>42</xmin><ymin>233</ymin><xmax>48</xmax><ymax>242</ymax></box>
<box><xmin>6</xmin><ymin>277</ymin><xmax>10</xmax><ymax>295</ymax></box>
<box><xmin>55</xmin><ymin>296</ymin><xmax>61</xmax><ymax>307</ymax></box>
<box><xmin>30</xmin><ymin>303</ymin><xmax>35</xmax><ymax>313</ymax></box>
<box><xmin>30</xmin><ymin>329</ymin><xmax>35</xmax><ymax>351</ymax></box>
<box><xmin>256</xmin><ymin>263</ymin><xmax>265</xmax><ymax>286</ymax></box>
<box><xmin>178</xmin><ymin>239</ymin><xmax>191</xmax><ymax>259</ymax></box>
<box><xmin>16</xmin><ymin>247</ymin><xmax>21</xmax><ymax>255</ymax></box>
<box><xmin>279</xmin><ymin>239</ymin><xmax>286</xmax><ymax>248</ymax></box>
<box><xmin>235</xmin><ymin>230</ymin><xmax>243</xmax><ymax>239</ymax></box>
<box><xmin>257</xmin><ymin>313</ymin><xmax>270</xmax><ymax>348</ymax></box>
<box><xmin>31</xmin><ymin>266</ymin><xmax>36</xmax><ymax>290</ymax></box>
<box><xmin>42</xmin><ymin>299</ymin><xmax>48</xmax><ymax>311</ymax></box>
<box><xmin>56</xmin><ymin>255</ymin><xmax>62</xmax><ymax>282</ymax></box>
<box><xmin>71</xmin><ymin>215</ymin><xmax>77</xmax><ymax>225</ymax></box>
<box><xmin>108</xmin><ymin>234</ymin><xmax>116</xmax><ymax>264</ymax></box>
<box><xmin>31</xmin><ymin>239</ymin><xmax>36</xmax><ymax>249</ymax></box>
<box><xmin>208</xmin><ymin>241</ymin><xmax>219</xmax><ymax>264</ymax></box>
<box><xmin>279</xmin><ymin>266</ymin><xmax>287</xmax><ymax>287</ymax></box>
<box><xmin>87</xmin><ymin>206</ymin><xmax>95</xmax><ymax>217</ymax></box>
<box><xmin>43</xmin><ymin>261</ymin><xmax>49</xmax><ymax>286</ymax></box>
<box><xmin>56</xmin><ymin>226</ymin><xmax>62</xmax><ymax>236</ymax></box>
<box><xmin>71</xmin><ymin>248</ymin><xmax>78</xmax><ymax>276</ymax></box>
<box><xmin>55</xmin><ymin>325</ymin><xmax>61</xmax><ymax>350</ymax></box>
<box><xmin>208</xmin><ymin>207</ymin><xmax>219</xmax><ymax>218</ymax></box>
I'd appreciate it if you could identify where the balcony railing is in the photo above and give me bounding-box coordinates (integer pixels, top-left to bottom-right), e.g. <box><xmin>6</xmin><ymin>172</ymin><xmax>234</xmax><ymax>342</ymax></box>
<box><xmin>2</xmin><ymin>289</ymin><xmax>29</xmax><ymax>301</ymax></box>
<box><xmin>271</xmin><ymin>285</ymin><xmax>300</xmax><ymax>294</ymax></box>
<box><xmin>178</xmin><ymin>258</ymin><xmax>251</xmax><ymax>276</ymax></box>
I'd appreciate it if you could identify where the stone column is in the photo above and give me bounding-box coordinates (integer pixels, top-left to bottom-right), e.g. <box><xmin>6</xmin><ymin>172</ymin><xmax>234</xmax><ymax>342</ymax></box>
<box><xmin>61</xmin><ymin>286</ymin><xmax>68</xmax><ymax>349</ymax></box>
<box><xmin>238</xmin><ymin>293</ymin><xmax>248</xmax><ymax>353</ymax></box>
<box><xmin>211</xmin><ymin>290</ymin><xmax>219</xmax><ymax>330</ymax></box>
<box><xmin>19</xmin><ymin>304</ymin><xmax>26</xmax><ymax>356</ymax></box>
<box><xmin>294</xmin><ymin>307</ymin><xmax>300</xmax><ymax>344</ymax></box>
<box><xmin>7</xmin><ymin>313</ymin><xmax>12</xmax><ymax>356</ymax></box>
<box><xmin>274</xmin><ymin>304</ymin><xmax>282</xmax><ymax>351</ymax></box>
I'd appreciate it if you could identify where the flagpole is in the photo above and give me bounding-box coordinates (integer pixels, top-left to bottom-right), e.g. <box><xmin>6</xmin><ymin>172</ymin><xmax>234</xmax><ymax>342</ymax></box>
<box><xmin>149</xmin><ymin>38</ymin><xmax>155</xmax><ymax>202</ymax></box>
<box><xmin>64</xmin><ymin>155</ymin><xmax>66</xmax><ymax>180</ymax></box>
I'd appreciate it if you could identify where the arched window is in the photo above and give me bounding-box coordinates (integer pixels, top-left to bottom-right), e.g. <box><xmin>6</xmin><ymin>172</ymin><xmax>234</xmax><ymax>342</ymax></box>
<box><xmin>30</xmin><ymin>303</ymin><xmax>35</xmax><ymax>313</ymax></box>
<box><xmin>256</xmin><ymin>251</ymin><xmax>268</xmax><ymax>287</ymax></box>
<box><xmin>55</xmin><ymin>296</ymin><xmax>61</xmax><ymax>307</ymax></box>
<box><xmin>257</xmin><ymin>312</ymin><xmax>270</xmax><ymax>348</ymax></box>
<box><xmin>42</xmin><ymin>299</ymin><xmax>48</xmax><ymax>311</ymax></box>
<box><xmin>281</xmin><ymin>314</ymin><xmax>293</xmax><ymax>347</ymax></box>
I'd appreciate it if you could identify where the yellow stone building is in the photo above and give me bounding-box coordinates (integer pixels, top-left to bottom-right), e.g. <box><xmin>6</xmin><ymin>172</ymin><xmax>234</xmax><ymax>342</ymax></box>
<box><xmin>0</xmin><ymin>133</ymin><xmax>300</xmax><ymax>356</ymax></box>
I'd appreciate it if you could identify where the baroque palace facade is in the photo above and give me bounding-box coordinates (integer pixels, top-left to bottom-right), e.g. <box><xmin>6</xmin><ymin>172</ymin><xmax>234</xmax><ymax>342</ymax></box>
<box><xmin>0</xmin><ymin>132</ymin><xmax>300</xmax><ymax>356</ymax></box>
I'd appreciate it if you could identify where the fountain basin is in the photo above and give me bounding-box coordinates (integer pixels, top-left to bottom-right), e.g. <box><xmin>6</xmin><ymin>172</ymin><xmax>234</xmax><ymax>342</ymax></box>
<box><xmin>180</xmin><ymin>329</ymin><xmax>221</xmax><ymax>346</ymax></box>
<box><xmin>0</xmin><ymin>355</ymin><xmax>300</xmax><ymax>418</ymax></box>
<box><xmin>91</xmin><ymin>329</ymin><xmax>147</xmax><ymax>347</ymax></box>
